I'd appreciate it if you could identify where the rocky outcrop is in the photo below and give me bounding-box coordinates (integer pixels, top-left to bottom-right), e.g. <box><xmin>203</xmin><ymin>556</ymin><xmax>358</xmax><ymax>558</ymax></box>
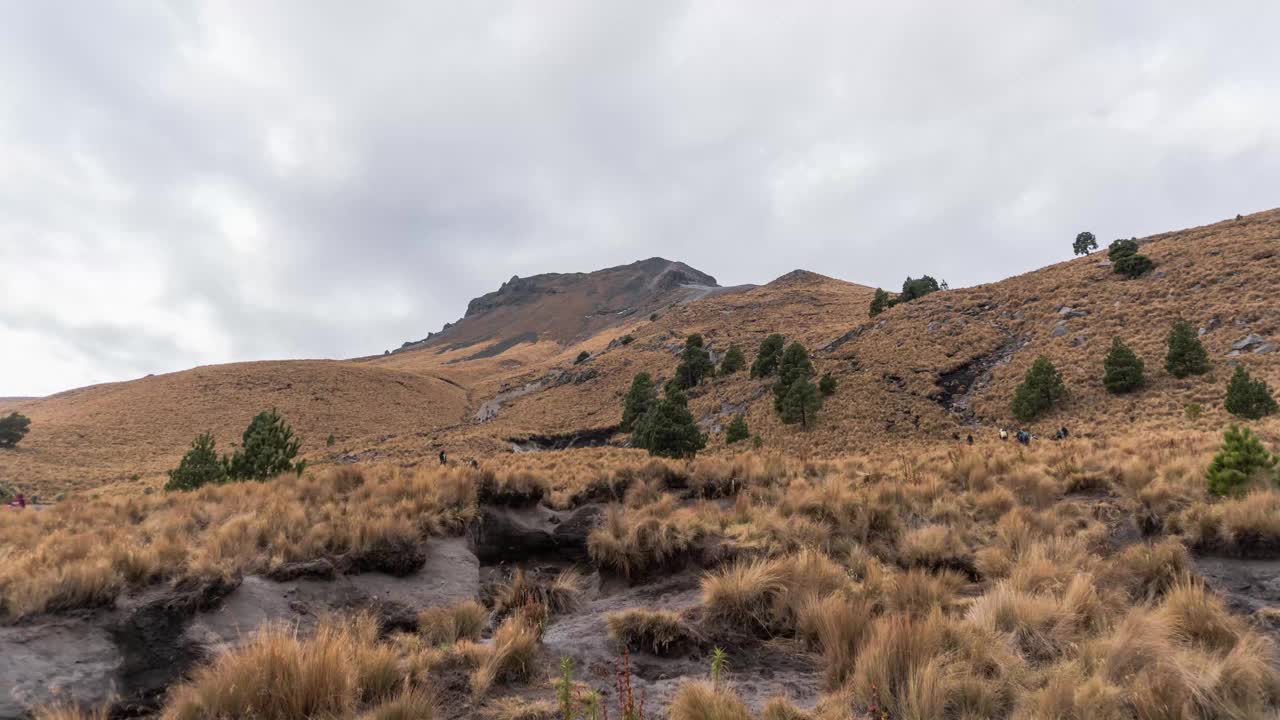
<box><xmin>1229</xmin><ymin>334</ymin><xmax>1277</xmax><ymax>355</ymax></box>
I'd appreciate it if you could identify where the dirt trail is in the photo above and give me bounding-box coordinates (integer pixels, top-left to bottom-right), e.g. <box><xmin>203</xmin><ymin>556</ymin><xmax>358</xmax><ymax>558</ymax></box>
<box><xmin>1193</xmin><ymin>555</ymin><xmax>1280</xmax><ymax>635</ymax></box>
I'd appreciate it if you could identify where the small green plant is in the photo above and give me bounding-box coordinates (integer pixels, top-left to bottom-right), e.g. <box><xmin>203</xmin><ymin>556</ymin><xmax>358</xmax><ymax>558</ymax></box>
<box><xmin>579</xmin><ymin>689</ymin><xmax>603</xmax><ymax>720</ymax></box>
<box><xmin>725</xmin><ymin>415</ymin><xmax>749</xmax><ymax>444</ymax></box>
<box><xmin>326</xmin><ymin>433</ymin><xmax>335</xmax><ymax>447</ymax></box>
<box><xmin>1224</xmin><ymin>366</ymin><xmax>1278</xmax><ymax>420</ymax></box>
<box><xmin>649</xmin><ymin>313</ymin><xmax>658</xmax><ymax>321</ymax></box>
<box><xmin>710</xmin><ymin>647</ymin><xmax>728</xmax><ymax>686</ymax></box>
<box><xmin>1073</xmin><ymin>231</ymin><xmax>1098</xmax><ymax>256</ymax></box>
<box><xmin>1185</xmin><ymin>402</ymin><xmax>1204</xmax><ymax>420</ymax></box>
<box><xmin>1207</xmin><ymin>425</ymin><xmax>1278</xmax><ymax>496</ymax></box>
<box><xmin>1108</xmin><ymin>238</ymin><xmax>1139</xmax><ymax>260</ymax></box>
<box><xmin>557</xmin><ymin>656</ymin><xmax>576</xmax><ymax>720</ymax></box>
<box><xmin>575</xmin><ymin>351</ymin><xmax>591</xmax><ymax>365</ymax></box>
<box><xmin>751</xmin><ymin>434</ymin><xmax>763</xmax><ymax>449</ymax></box>
<box><xmin>869</xmin><ymin>288</ymin><xmax>893</xmax><ymax>317</ymax></box>
<box><xmin>0</xmin><ymin>412</ymin><xmax>31</xmax><ymax>449</ymax></box>
<box><xmin>1114</xmin><ymin>253</ymin><xmax>1154</xmax><ymax>278</ymax></box>
<box><xmin>615</xmin><ymin>650</ymin><xmax>644</xmax><ymax>720</ymax></box>
<box><xmin>620</xmin><ymin>334</ymin><xmax>635</xmax><ymax>345</ymax></box>
<box><xmin>819</xmin><ymin>372</ymin><xmax>837</xmax><ymax>396</ymax></box>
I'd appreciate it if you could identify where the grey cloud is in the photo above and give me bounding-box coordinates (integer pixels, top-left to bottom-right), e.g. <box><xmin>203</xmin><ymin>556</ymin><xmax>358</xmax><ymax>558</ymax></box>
<box><xmin>2</xmin><ymin>1</ymin><xmax>1279</xmax><ymax>395</ymax></box>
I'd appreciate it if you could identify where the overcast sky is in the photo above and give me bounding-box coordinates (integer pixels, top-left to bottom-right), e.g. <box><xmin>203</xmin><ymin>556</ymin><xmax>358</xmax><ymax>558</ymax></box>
<box><xmin>3</xmin><ymin>2</ymin><xmax>1278</xmax><ymax>396</ymax></box>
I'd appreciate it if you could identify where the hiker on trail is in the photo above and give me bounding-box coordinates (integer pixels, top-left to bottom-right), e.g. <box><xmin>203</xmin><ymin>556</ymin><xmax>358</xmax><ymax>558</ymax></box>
<box><xmin>1017</xmin><ymin>430</ymin><xmax>1030</xmax><ymax>445</ymax></box>
<box><xmin>469</xmin><ymin>458</ymin><xmax>479</xmax><ymax>469</ymax></box>
<box><xmin>1060</xmin><ymin>426</ymin><xmax>1069</xmax><ymax>439</ymax></box>
<box><xmin>999</xmin><ymin>428</ymin><xmax>1009</xmax><ymax>441</ymax></box>
<box><xmin>7</xmin><ymin>493</ymin><xmax>25</xmax><ymax>509</ymax></box>
<box><xmin>439</xmin><ymin>450</ymin><xmax>447</xmax><ymax>465</ymax></box>
<box><xmin>966</xmin><ymin>434</ymin><xmax>974</xmax><ymax>445</ymax></box>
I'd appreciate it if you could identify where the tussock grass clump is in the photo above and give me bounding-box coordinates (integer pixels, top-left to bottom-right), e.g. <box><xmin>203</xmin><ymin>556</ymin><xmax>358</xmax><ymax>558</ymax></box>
<box><xmin>355</xmin><ymin>687</ymin><xmax>436</xmax><ymax>720</ymax></box>
<box><xmin>797</xmin><ymin>592</ymin><xmax>874</xmax><ymax>688</ymax></box>
<box><xmin>492</xmin><ymin>568</ymin><xmax>585</xmax><ymax>618</ymax></box>
<box><xmin>477</xmin><ymin>469</ymin><xmax>548</xmax><ymax>507</ymax></box>
<box><xmin>1104</xmin><ymin>539</ymin><xmax>1189</xmax><ymax>601</ymax></box>
<box><xmin>162</xmin><ymin>613</ymin><xmax>401</xmax><ymax>720</ymax></box>
<box><xmin>469</xmin><ymin>615</ymin><xmax>541</xmax><ymax>697</ymax></box>
<box><xmin>0</xmin><ymin>464</ymin><xmax>478</xmax><ymax>620</ymax></box>
<box><xmin>32</xmin><ymin>704</ymin><xmax>111</xmax><ymax>720</ymax></box>
<box><xmin>668</xmin><ymin>681</ymin><xmax>753</xmax><ymax>720</ymax></box>
<box><xmin>897</xmin><ymin>524</ymin><xmax>977</xmax><ymax>578</ymax></box>
<box><xmin>701</xmin><ymin>550</ymin><xmax>849</xmax><ymax>635</ymax></box>
<box><xmin>759</xmin><ymin>697</ymin><xmax>811</xmax><ymax>720</ymax></box>
<box><xmin>588</xmin><ymin>498</ymin><xmax>706</xmax><ymax>577</ymax></box>
<box><xmin>418</xmin><ymin>599</ymin><xmax>488</xmax><ymax>645</ymax></box>
<box><xmin>607</xmin><ymin>608</ymin><xmax>703</xmax><ymax>656</ymax></box>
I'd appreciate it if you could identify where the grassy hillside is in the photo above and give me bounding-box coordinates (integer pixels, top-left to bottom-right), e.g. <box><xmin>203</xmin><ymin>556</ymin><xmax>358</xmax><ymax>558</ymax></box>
<box><xmin>3</xmin><ymin>209</ymin><xmax>1278</xmax><ymax>497</ymax></box>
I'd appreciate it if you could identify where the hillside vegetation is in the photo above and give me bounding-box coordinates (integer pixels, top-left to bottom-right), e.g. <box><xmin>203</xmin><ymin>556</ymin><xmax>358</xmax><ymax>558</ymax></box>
<box><xmin>3</xmin><ymin>210</ymin><xmax>1279</xmax><ymax>498</ymax></box>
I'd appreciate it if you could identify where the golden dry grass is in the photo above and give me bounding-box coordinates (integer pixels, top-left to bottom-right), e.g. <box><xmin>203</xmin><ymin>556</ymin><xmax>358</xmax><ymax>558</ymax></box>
<box><xmin>418</xmin><ymin>599</ymin><xmax>489</xmax><ymax>646</ymax></box>
<box><xmin>0</xmin><ymin>464</ymin><xmax>476</xmax><ymax>620</ymax></box>
<box><xmin>607</xmin><ymin>608</ymin><xmax>703</xmax><ymax>656</ymax></box>
<box><xmin>7</xmin><ymin>428</ymin><xmax>1280</xmax><ymax>718</ymax></box>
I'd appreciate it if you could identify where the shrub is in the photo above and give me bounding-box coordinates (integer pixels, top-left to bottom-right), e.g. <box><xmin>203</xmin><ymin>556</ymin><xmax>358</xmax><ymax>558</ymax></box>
<box><xmin>1108</xmin><ymin>238</ymin><xmax>1139</xmax><ymax>260</ymax></box>
<box><xmin>1102</xmin><ymin>337</ymin><xmax>1144</xmax><ymax>394</ymax></box>
<box><xmin>718</xmin><ymin>345</ymin><xmax>745</xmax><ymax>376</ymax></box>
<box><xmin>1185</xmin><ymin>402</ymin><xmax>1204</xmax><ymax>420</ymax></box>
<box><xmin>869</xmin><ymin>288</ymin><xmax>893</xmax><ymax>317</ymax></box>
<box><xmin>1012</xmin><ymin>356</ymin><xmax>1067</xmax><ymax>421</ymax></box>
<box><xmin>632</xmin><ymin>386</ymin><xmax>706</xmax><ymax>459</ymax></box>
<box><xmin>818</xmin><ymin>373</ymin><xmax>837</xmax><ymax>396</ymax></box>
<box><xmin>620</xmin><ymin>373</ymin><xmax>657</xmax><ymax>433</ymax></box>
<box><xmin>0</xmin><ymin>411</ymin><xmax>31</xmax><ymax>449</ymax></box>
<box><xmin>165</xmin><ymin>432</ymin><xmax>229</xmax><ymax>492</ymax></box>
<box><xmin>620</xmin><ymin>334</ymin><xmax>634</xmax><ymax>345</ymax></box>
<box><xmin>326</xmin><ymin>434</ymin><xmax>336</xmax><ymax>447</ymax></box>
<box><xmin>751</xmin><ymin>334</ymin><xmax>786</xmax><ymax>378</ymax></box>
<box><xmin>574</xmin><ymin>351</ymin><xmax>590</xmax><ymax>365</ymax></box>
<box><xmin>674</xmin><ymin>334</ymin><xmax>715</xmax><ymax>389</ymax></box>
<box><xmin>1225</xmin><ymin>366</ymin><xmax>1277</xmax><ymax>420</ymax></box>
<box><xmin>226</xmin><ymin>409</ymin><xmax>304</xmax><ymax>481</ymax></box>
<box><xmin>1113</xmin><ymin>253</ymin><xmax>1154</xmax><ymax>278</ymax></box>
<box><xmin>1206</xmin><ymin>425</ymin><xmax>1277</xmax><ymax>497</ymax></box>
<box><xmin>1073</xmin><ymin>231</ymin><xmax>1097</xmax><ymax>256</ymax></box>
<box><xmin>724</xmin><ymin>415</ymin><xmax>749</xmax><ymax>444</ymax></box>
<box><xmin>1165</xmin><ymin>321</ymin><xmax>1210</xmax><ymax>378</ymax></box>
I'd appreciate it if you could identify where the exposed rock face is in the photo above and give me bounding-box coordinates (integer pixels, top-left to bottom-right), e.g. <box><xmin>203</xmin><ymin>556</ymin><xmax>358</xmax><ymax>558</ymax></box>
<box><xmin>0</xmin><ymin>539</ymin><xmax>479</xmax><ymax>719</ymax></box>
<box><xmin>396</xmin><ymin>258</ymin><xmax>729</xmax><ymax>356</ymax></box>
<box><xmin>1230</xmin><ymin>334</ymin><xmax>1277</xmax><ymax>355</ymax></box>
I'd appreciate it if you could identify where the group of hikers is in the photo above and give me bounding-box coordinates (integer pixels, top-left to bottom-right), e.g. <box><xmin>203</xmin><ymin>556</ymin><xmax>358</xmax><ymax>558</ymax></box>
<box><xmin>5</xmin><ymin>493</ymin><xmax>26</xmax><ymax>510</ymax></box>
<box><xmin>997</xmin><ymin>426</ymin><xmax>1070</xmax><ymax>445</ymax></box>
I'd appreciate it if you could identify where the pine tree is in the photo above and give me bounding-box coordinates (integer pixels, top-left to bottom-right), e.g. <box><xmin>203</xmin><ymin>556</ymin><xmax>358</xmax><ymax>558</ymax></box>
<box><xmin>819</xmin><ymin>373</ymin><xmax>837</xmax><ymax>396</ymax></box>
<box><xmin>165</xmin><ymin>432</ymin><xmax>228</xmax><ymax>491</ymax></box>
<box><xmin>750</xmin><ymin>334</ymin><xmax>786</xmax><ymax>378</ymax></box>
<box><xmin>226</xmin><ymin>409</ymin><xmax>304</xmax><ymax>481</ymax></box>
<box><xmin>1103</xmin><ymin>337</ymin><xmax>1144</xmax><ymax>394</ymax></box>
<box><xmin>674</xmin><ymin>334</ymin><xmax>715</xmax><ymax>388</ymax></box>
<box><xmin>1165</xmin><ymin>321</ymin><xmax>1210</xmax><ymax>378</ymax></box>
<box><xmin>900</xmin><ymin>275</ymin><xmax>940</xmax><ymax>302</ymax></box>
<box><xmin>869</xmin><ymin>288</ymin><xmax>892</xmax><ymax>317</ymax></box>
<box><xmin>719</xmin><ymin>345</ymin><xmax>746</xmax><ymax>376</ymax></box>
<box><xmin>1011</xmin><ymin>356</ymin><xmax>1067</xmax><ymax>421</ymax></box>
<box><xmin>1206</xmin><ymin>425</ymin><xmax>1278</xmax><ymax>496</ymax></box>
<box><xmin>1224</xmin><ymin>366</ymin><xmax>1278</xmax><ymax>420</ymax></box>
<box><xmin>0</xmin><ymin>412</ymin><xmax>31</xmax><ymax>449</ymax></box>
<box><xmin>781</xmin><ymin>377</ymin><xmax>823</xmax><ymax>428</ymax></box>
<box><xmin>620</xmin><ymin>372</ymin><xmax>658</xmax><ymax>433</ymax></box>
<box><xmin>725</xmin><ymin>415</ymin><xmax>749</xmax><ymax>444</ymax></box>
<box><xmin>773</xmin><ymin>342</ymin><xmax>814</xmax><ymax>412</ymax></box>
<box><xmin>1073</xmin><ymin>231</ymin><xmax>1098</xmax><ymax>256</ymax></box>
<box><xmin>632</xmin><ymin>386</ymin><xmax>706</xmax><ymax>458</ymax></box>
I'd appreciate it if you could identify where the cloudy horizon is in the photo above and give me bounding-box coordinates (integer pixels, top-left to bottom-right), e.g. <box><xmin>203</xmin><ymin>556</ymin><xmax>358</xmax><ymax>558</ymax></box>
<box><xmin>3</xmin><ymin>2</ymin><xmax>1279</xmax><ymax>396</ymax></box>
